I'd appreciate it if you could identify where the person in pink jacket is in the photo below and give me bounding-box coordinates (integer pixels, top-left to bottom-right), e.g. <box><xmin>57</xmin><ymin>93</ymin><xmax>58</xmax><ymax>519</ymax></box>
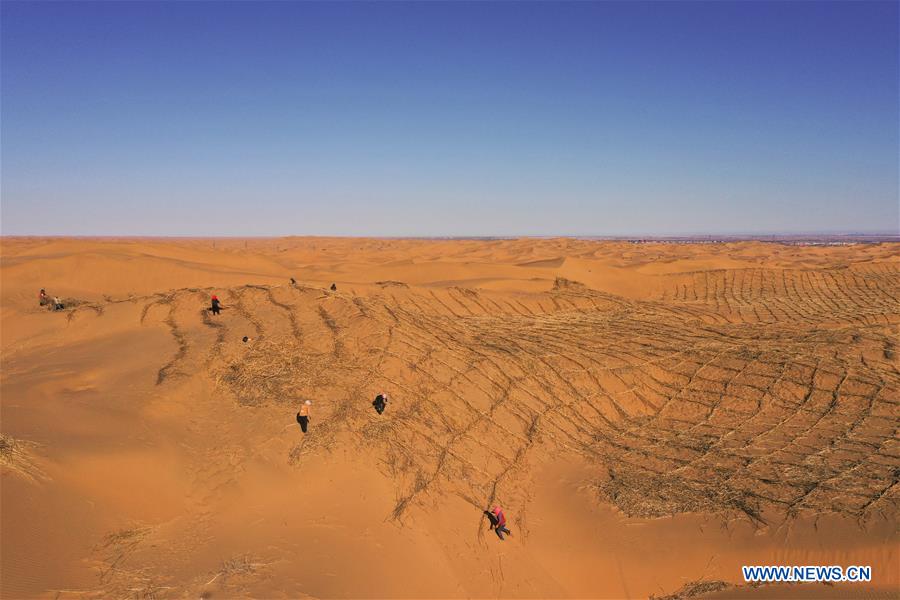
<box><xmin>485</xmin><ymin>506</ymin><xmax>512</xmax><ymax>540</ymax></box>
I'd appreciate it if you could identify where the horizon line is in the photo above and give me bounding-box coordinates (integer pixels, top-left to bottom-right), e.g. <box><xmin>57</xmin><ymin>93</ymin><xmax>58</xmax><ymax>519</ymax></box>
<box><xmin>2</xmin><ymin>232</ymin><xmax>898</xmax><ymax>240</ymax></box>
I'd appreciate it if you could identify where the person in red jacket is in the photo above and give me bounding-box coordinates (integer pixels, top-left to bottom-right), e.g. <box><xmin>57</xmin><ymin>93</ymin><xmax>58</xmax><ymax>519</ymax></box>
<box><xmin>485</xmin><ymin>506</ymin><xmax>512</xmax><ymax>540</ymax></box>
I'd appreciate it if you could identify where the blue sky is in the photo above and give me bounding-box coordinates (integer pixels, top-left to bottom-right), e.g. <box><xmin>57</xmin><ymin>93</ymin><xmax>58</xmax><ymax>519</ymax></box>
<box><xmin>2</xmin><ymin>1</ymin><xmax>897</xmax><ymax>236</ymax></box>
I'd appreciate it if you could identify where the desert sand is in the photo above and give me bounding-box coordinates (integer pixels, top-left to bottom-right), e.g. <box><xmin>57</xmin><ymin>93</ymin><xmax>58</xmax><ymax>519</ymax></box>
<box><xmin>1</xmin><ymin>237</ymin><xmax>898</xmax><ymax>599</ymax></box>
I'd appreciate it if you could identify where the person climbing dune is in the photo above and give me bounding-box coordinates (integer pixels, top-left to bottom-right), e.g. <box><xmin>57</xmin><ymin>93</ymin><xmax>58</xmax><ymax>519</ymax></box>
<box><xmin>372</xmin><ymin>393</ymin><xmax>389</xmax><ymax>415</ymax></box>
<box><xmin>210</xmin><ymin>294</ymin><xmax>222</xmax><ymax>316</ymax></box>
<box><xmin>485</xmin><ymin>506</ymin><xmax>511</xmax><ymax>540</ymax></box>
<box><xmin>296</xmin><ymin>399</ymin><xmax>312</xmax><ymax>433</ymax></box>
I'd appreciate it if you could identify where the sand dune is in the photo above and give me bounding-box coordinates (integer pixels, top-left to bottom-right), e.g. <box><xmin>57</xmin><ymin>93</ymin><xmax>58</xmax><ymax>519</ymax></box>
<box><xmin>1</xmin><ymin>237</ymin><xmax>898</xmax><ymax>599</ymax></box>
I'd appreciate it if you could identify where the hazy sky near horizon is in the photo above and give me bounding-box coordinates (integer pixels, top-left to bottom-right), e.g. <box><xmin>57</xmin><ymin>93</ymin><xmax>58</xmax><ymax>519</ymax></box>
<box><xmin>2</xmin><ymin>1</ymin><xmax>898</xmax><ymax>236</ymax></box>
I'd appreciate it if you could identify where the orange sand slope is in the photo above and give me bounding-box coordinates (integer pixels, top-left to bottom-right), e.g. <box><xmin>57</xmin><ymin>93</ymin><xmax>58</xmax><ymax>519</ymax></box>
<box><xmin>1</xmin><ymin>237</ymin><xmax>898</xmax><ymax>599</ymax></box>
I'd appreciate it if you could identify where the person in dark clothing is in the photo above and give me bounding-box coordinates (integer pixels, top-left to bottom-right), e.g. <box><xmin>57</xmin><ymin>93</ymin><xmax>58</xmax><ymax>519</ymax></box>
<box><xmin>330</xmin><ymin>283</ymin><xmax>337</xmax><ymax>291</ymax></box>
<box><xmin>485</xmin><ymin>506</ymin><xmax>512</xmax><ymax>540</ymax></box>
<box><xmin>53</xmin><ymin>296</ymin><xmax>64</xmax><ymax>311</ymax></box>
<box><xmin>39</xmin><ymin>289</ymin><xmax>49</xmax><ymax>307</ymax></box>
<box><xmin>210</xmin><ymin>295</ymin><xmax>221</xmax><ymax>315</ymax></box>
<box><xmin>372</xmin><ymin>393</ymin><xmax>388</xmax><ymax>415</ymax></box>
<box><xmin>296</xmin><ymin>399</ymin><xmax>311</xmax><ymax>433</ymax></box>
<box><xmin>290</xmin><ymin>277</ymin><xmax>296</xmax><ymax>286</ymax></box>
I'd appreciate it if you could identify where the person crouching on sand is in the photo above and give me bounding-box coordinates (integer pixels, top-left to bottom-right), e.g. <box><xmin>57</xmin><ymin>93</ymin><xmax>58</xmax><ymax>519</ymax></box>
<box><xmin>210</xmin><ymin>295</ymin><xmax>222</xmax><ymax>315</ymax></box>
<box><xmin>372</xmin><ymin>392</ymin><xmax>388</xmax><ymax>415</ymax></box>
<box><xmin>296</xmin><ymin>400</ymin><xmax>311</xmax><ymax>433</ymax></box>
<box><xmin>485</xmin><ymin>506</ymin><xmax>511</xmax><ymax>540</ymax></box>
